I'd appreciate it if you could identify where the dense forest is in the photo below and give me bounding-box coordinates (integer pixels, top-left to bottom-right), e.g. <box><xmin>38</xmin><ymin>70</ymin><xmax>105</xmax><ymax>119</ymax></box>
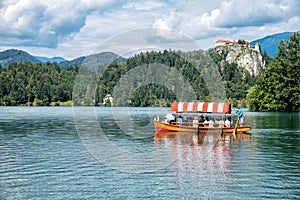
<box><xmin>0</xmin><ymin>33</ymin><xmax>299</xmax><ymax>111</ymax></box>
<box><xmin>0</xmin><ymin>49</ymin><xmax>256</xmax><ymax>107</ymax></box>
<box><xmin>0</xmin><ymin>62</ymin><xmax>76</xmax><ymax>106</ymax></box>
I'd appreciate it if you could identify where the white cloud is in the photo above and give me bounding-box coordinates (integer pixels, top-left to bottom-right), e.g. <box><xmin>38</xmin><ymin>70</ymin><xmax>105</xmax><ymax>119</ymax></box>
<box><xmin>0</xmin><ymin>0</ymin><xmax>123</xmax><ymax>48</ymax></box>
<box><xmin>214</xmin><ymin>0</ymin><xmax>300</xmax><ymax>28</ymax></box>
<box><xmin>199</xmin><ymin>9</ymin><xmax>220</xmax><ymax>26</ymax></box>
<box><xmin>123</xmin><ymin>0</ymin><xmax>166</xmax><ymax>11</ymax></box>
<box><xmin>0</xmin><ymin>0</ymin><xmax>299</xmax><ymax>58</ymax></box>
<box><xmin>153</xmin><ymin>11</ymin><xmax>183</xmax><ymax>30</ymax></box>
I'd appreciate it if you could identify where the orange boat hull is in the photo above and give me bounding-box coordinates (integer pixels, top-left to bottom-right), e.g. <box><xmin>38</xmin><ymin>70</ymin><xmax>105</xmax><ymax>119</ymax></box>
<box><xmin>154</xmin><ymin>120</ymin><xmax>251</xmax><ymax>136</ymax></box>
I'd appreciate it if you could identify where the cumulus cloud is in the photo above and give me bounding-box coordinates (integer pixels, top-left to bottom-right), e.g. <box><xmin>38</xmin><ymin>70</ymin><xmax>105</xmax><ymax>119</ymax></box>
<box><xmin>0</xmin><ymin>0</ymin><xmax>299</xmax><ymax>58</ymax></box>
<box><xmin>0</xmin><ymin>0</ymin><xmax>122</xmax><ymax>48</ymax></box>
<box><xmin>123</xmin><ymin>0</ymin><xmax>165</xmax><ymax>11</ymax></box>
<box><xmin>150</xmin><ymin>0</ymin><xmax>300</xmax><ymax>49</ymax></box>
<box><xmin>214</xmin><ymin>0</ymin><xmax>300</xmax><ymax>28</ymax></box>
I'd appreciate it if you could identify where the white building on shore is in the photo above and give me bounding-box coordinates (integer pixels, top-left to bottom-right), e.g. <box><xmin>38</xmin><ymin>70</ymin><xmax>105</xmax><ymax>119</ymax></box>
<box><xmin>103</xmin><ymin>94</ymin><xmax>113</xmax><ymax>105</ymax></box>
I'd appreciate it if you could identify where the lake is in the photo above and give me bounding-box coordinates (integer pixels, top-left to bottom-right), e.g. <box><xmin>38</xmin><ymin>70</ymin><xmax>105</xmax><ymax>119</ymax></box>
<box><xmin>0</xmin><ymin>107</ymin><xmax>299</xmax><ymax>199</ymax></box>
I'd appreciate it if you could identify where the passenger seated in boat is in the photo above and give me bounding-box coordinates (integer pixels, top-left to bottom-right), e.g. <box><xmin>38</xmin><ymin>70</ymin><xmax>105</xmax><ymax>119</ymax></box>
<box><xmin>227</xmin><ymin>116</ymin><xmax>233</xmax><ymax>127</ymax></box>
<box><xmin>203</xmin><ymin>117</ymin><xmax>209</xmax><ymax>126</ymax></box>
<box><xmin>198</xmin><ymin>116</ymin><xmax>205</xmax><ymax>127</ymax></box>
<box><xmin>187</xmin><ymin>116</ymin><xmax>193</xmax><ymax>125</ymax></box>
<box><xmin>208</xmin><ymin>118</ymin><xmax>214</xmax><ymax>128</ymax></box>
<box><xmin>165</xmin><ymin>113</ymin><xmax>175</xmax><ymax>124</ymax></box>
<box><xmin>170</xmin><ymin>112</ymin><xmax>177</xmax><ymax>124</ymax></box>
<box><xmin>193</xmin><ymin>117</ymin><xmax>198</xmax><ymax>127</ymax></box>
<box><xmin>177</xmin><ymin>115</ymin><xmax>183</xmax><ymax>126</ymax></box>
<box><xmin>224</xmin><ymin>117</ymin><xmax>231</xmax><ymax>127</ymax></box>
<box><xmin>217</xmin><ymin>119</ymin><xmax>224</xmax><ymax>127</ymax></box>
<box><xmin>182</xmin><ymin>116</ymin><xmax>188</xmax><ymax>125</ymax></box>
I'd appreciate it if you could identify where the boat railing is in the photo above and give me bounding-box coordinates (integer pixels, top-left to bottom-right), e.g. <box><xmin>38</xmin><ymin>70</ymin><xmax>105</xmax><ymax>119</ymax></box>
<box><xmin>171</xmin><ymin>121</ymin><xmax>225</xmax><ymax>128</ymax></box>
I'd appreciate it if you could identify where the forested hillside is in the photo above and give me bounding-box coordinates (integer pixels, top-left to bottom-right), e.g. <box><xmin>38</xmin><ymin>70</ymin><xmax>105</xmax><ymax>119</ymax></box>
<box><xmin>0</xmin><ymin>49</ymin><xmax>257</xmax><ymax>106</ymax></box>
<box><xmin>0</xmin><ymin>63</ymin><xmax>75</xmax><ymax>106</ymax></box>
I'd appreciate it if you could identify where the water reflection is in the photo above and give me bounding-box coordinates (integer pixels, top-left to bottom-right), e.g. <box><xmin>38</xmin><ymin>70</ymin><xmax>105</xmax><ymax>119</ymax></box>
<box><xmin>154</xmin><ymin>132</ymin><xmax>251</xmax><ymax>196</ymax></box>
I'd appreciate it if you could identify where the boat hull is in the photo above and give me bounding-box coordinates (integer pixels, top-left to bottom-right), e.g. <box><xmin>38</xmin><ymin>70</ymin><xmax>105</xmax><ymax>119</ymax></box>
<box><xmin>154</xmin><ymin>120</ymin><xmax>251</xmax><ymax>135</ymax></box>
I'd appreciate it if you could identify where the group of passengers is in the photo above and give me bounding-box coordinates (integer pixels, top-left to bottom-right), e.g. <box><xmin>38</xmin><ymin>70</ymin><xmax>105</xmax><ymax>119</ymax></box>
<box><xmin>165</xmin><ymin>107</ymin><xmax>244</xmax><ymax>127</ymax></box>
<box><xmin>165</xmin><ymin>113</ymin><xmax>233</xmax><ymax>128</ymax></box>
<box><xmin>192</xmin><ymin>116</ymin><xmax>233</xmax><ymax>128</ymax></box>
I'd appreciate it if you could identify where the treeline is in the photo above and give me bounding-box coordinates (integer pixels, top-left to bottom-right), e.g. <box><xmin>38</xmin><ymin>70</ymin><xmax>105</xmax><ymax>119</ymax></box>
<box><xmin>0</xmin><ymin>49</ymin><xmax>258</xmax><ymax>107</ymax></box>
<box><xmin>0</xmin><ymin>62</ymin><xmax>76</xmax><ymax>106</ymax></box>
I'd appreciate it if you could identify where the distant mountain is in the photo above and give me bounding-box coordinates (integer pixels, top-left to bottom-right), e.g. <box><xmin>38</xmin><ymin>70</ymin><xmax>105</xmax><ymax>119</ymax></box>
<box><xmin>59</xmin><ymin>56</ymin><xmax>86</xmax><ymax>68</ymax></box>
<box><xmin>0</xmin><ymin>49</ymin><xmax>126</xmax><ymax>68</ymax></box>
<box><xmin>0</xmin><ymin>49</ymin><xmax>41</xmax><ymax>67</ymax></box>
<box><xmin>251</xmin><ymin>31</ymin><xmax>298</xmax><ymax>57</ymax></box>
<box><xmin>35</xmin><ymin>56</ymin><xmax>66</xmax><ymax>63</ymax></box>
<box><xmin>59</xmin><ymin>52</ymin><xmax>126</xmax><ymax>69</ymax></box>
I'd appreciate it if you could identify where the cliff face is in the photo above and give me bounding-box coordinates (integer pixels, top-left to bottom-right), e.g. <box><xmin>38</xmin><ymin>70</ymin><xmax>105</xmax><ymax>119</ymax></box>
<box><xmin>214</xmin><ymin>45</ymin><xmax>265</xmax><ymax>76</ymax></box>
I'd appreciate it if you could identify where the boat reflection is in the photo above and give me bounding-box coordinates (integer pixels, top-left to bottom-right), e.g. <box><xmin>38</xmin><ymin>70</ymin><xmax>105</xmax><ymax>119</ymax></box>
<box><xmin>155</xmin><ymin>131</ymin><xmax>251</xmax><ymax>143</ymax></box>
<box><xmin>154</xmin><ymin>131</ymin><xmax>251</xmax><ymax>194</ymax></box>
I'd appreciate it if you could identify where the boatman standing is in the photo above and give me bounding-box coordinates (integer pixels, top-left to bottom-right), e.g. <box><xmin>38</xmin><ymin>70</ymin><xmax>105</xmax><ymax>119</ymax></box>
<box><xmin>236</xmin><ymin>107</ymin><xmax>244</xmax><ymax>126</ymax></box>
<box><xmin>177</xmin><ymin>115</ymin><xmax>183</xmax><ymax>126</ymax></box>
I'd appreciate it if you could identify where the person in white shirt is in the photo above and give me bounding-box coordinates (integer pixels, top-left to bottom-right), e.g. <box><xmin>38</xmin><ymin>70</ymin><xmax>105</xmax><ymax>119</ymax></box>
<box><xmin>193</xmin><ymin>117</ymin><xmax>198</xmax><ymax>127</ymax></box>
<box><xmin>224</xmin><ymin>117</ymin><xmax>231</xmax><ymax>127</ymax></box>
<box><xmin>203</xmin><ymin>117</ymin><xmax>209</xmax><ymax>126</ymax></box>
<box><xmin>208</xmin><ymin>118</ymin><xmax>214</xmax><ymax>128</ymax></box>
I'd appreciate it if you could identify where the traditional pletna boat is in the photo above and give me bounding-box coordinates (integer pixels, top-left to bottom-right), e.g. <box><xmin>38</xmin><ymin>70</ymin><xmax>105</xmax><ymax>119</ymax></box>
<box><xmin>154</xmin><ymin>102</ymin><xmax>251</xmax><ymax>136</ymax></box>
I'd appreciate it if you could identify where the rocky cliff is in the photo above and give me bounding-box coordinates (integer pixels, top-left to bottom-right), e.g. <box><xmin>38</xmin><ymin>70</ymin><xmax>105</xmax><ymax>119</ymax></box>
<box><xmin>214</xmin><ymin>44</ymin><xmax>265</xmax><ymax>76</ymax></box>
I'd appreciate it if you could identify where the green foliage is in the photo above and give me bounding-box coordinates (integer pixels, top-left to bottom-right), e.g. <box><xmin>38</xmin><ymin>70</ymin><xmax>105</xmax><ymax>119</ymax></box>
<box><xmin>241</xmin><ymin>99</ymin><xmax>248</xmax><ymax>108</ymax></box>
<box><xmin>0</xmin><ymin>48</ymin><xmax>260</xmax><ymax>107</ymax></box>
<box><xmin>0</xmin><ymin>62</ymin><xmax>75</xmax><ymax>106</ymax></box>
<box><xmin>231</xmin><ymin>98</ymin><xmax>238</xmax><ymax>107</ymax></box>
<box><xmin>129</xmin><ymin>84</ymin><xmax>176</xmax><ymax>107</ymax></box>
<box><xmin>262</xmin><ymin>50</ymin><xmax>274</xmax><ymax>67</ymax></box>
<box><xmin>97</xmin><ymin>50</ymin><xmax>214</xmax><ymax>106</ymax></box>
<box><xmin>247</xmin><ymin>32</ymin><xmax>300</xmax><ymax>111</ymax></box>
<box><xmin>238</xmin><ymin>39</ymin><xmax>247</xmax><ymax>45</ymax></box>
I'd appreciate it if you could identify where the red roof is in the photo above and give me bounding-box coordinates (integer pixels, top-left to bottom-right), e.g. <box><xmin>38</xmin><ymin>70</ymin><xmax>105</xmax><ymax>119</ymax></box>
<box><xmin>216</xmin><ymin>39</ymin><xmax>249</xmax><ymax>45</ymax></box>
<box><xmin>216</xmin><ymin>39</ymin><xmax>234</xmax><ymax>44</ymax></box>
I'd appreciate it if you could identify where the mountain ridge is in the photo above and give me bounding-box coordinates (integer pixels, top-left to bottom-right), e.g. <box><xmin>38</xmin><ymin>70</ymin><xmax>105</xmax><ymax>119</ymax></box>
<box><xmin>250</xmin><ymin>31</ymin><xmax>298</xmax><ymax>57</ymax></box>
<box><xmin>0</xmin><ymin>50</ymin><xmax>126</xmax><ymax>68</ymax></box>
<box><xmin>35</xmin><ymin>56</ymin><xmax>66</xmax><ymax>63</ymax></box>
<box><xmin>0</xmin><ymin>49</ymin><xmax>41</xmax><ymax>67</ymax></box>
<box><xmin>0</xmin><ymin>31</ymin><xmax>297</xmax><ymax>67</ymax></box>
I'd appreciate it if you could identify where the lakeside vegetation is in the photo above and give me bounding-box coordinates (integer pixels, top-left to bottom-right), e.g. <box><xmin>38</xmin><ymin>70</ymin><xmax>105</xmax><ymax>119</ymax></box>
<box><xmin>0</xmin><ymin>32</ymin><xmax>299</xmax><ymax>111</ymax></box>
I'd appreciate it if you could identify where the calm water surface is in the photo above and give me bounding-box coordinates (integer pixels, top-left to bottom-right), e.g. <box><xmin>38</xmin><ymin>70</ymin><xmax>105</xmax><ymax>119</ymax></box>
<box><xmin>0</xmin><ymin>107</ymin><xmax>299</xmax><ymax>199</ymax></box>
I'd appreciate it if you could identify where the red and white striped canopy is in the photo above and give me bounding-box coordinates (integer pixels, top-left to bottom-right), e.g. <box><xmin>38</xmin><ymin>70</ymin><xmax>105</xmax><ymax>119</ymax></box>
<box><xmin>171</xmin><ymin>102</ymin><xmax>231</xmax><ymax>113</ymax></box>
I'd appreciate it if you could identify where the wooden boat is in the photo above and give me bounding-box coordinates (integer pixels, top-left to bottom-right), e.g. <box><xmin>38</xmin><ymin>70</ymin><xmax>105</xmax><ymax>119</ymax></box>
<box><xmin>154</xmin><ymin>120</ymin><xmax>251</xmax><ymax>134</ymax></box>
<box><xmin>154</xmin><ymin>102</ymin><xmax>251</xmax><ymax>137</ymax></box>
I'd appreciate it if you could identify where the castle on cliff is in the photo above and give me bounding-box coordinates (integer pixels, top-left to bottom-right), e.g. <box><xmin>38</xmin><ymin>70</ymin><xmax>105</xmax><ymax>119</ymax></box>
<box><xmin>215</xmin><ymin>39</ymin><xmax>260</xmax><ymax>52</ymax></box>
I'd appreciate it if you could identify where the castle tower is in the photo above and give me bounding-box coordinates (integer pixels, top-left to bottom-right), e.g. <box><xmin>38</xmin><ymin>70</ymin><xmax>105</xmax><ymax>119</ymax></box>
<box><xmin>254</xmin><ymin>42</ymin><xmax>260</xmax><ymax>52</ymax></box>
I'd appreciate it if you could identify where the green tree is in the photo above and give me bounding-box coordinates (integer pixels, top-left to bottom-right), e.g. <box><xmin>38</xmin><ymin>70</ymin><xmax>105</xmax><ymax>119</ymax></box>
<box><xmin>247</xmin><ymin>32</ymin><xmax>300</xmax><ymax>111</ymax></box>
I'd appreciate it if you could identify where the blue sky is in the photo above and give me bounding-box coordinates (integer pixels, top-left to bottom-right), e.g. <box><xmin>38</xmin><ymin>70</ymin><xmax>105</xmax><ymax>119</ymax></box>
<box><xmin>0</xmin><ymin>0</ymin><xmax>299</xmax><ymax>60</ymax></box>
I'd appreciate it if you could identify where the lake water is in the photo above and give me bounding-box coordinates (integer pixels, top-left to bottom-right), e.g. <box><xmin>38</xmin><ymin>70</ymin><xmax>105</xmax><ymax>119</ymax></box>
<box><xmin>0</xmin><ymin>107</ymin><xmax>299</xmax><ymax>199</ymax></box>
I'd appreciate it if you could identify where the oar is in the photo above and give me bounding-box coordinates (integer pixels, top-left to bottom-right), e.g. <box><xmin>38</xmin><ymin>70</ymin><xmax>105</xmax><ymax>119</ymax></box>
<box><xmin>232</xmin><ymin>117</ymin><xmax>239</xmax><ymax>140</ymax></box>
